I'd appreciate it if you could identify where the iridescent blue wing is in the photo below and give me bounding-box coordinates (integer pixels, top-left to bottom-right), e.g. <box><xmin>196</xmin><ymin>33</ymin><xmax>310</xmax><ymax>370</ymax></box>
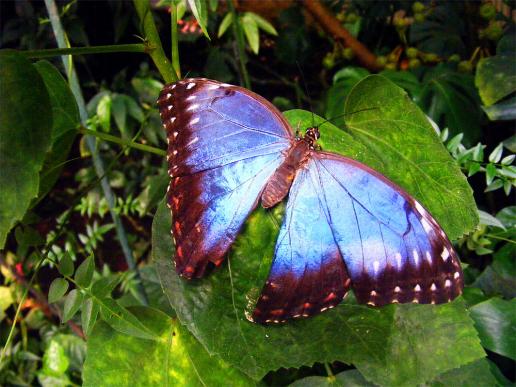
<box><xmin>253</xmin><ymin>152</ymin><xmax>463</xmax><ymax>323</ymax></box>
<box><xmin>314</xmin><ymin>152</ymin><xmax>463</xmax><ymax>306</ymax></box>
<box><xmin>157</xmin><ymin>79</ymin><xmax>293</xmax><ymax>278</ymax></box>
<box><xmin>252</xmin><ymin>162</ymin><xmax>352</xmax><ymax>324</ymax></box>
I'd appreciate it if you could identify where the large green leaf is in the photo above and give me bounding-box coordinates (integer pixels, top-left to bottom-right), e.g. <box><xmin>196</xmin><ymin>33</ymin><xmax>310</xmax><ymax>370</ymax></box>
<box><xmin>470</xmin><ymin>298</ymin><xmax>516</xmax><ymax>360</ymax></box>
<box><xmin>340</xmin><ymin>75</ymin><xmax>477</xmax><ymax>239</ymax></box>
<box><xmin>418</xmin><ymin>66</ymin><xmax>482</xmax><ymax>143</ymax></box>
<box><xmin>82</xmin><ymin>306</ymin><xmax>253</xmax><ymax>386</ymax></box>
<box><xmin>33</xmin><ymin>61</ymin><xmax>79</xmax><ymax>203</ymax></box>
<box><xmin>154</xmin><ymin>202</ymin><xmax>484</xmax><ymax>386</ymax></box>
<box><xmin>0</xmin><ymin>50</ymin><xmax>52</xmax><ymax>248</ymax></box>
<box><xmin>475</xmin><ymin>55</ymin><xmax>516</xmax><ymax>107</ymax></box>
<box><xmin>428</xmin><ymin>358</ymin><xmax>498</xmax><ymax>386</ymax></box>
<box><xmin>153</xmin><ymin>76</ymin><xmax>481</xmax><ymax>385</ymax></box>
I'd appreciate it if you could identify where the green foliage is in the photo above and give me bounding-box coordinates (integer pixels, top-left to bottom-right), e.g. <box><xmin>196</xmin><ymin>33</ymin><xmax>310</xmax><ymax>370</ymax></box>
<box><xmin>1</xmin><ymin>1</ymin><xmax>514</xmax><ymax>385</ymax></box>
<box><xmin>82</xmin><ymin>306</ymin><xmax>253</xmax><ymax>386</ymax></box>
<box><xmin>0</xmin><ymin>51</ymin><xmax>53</xmax><ymax>248</ymax></box>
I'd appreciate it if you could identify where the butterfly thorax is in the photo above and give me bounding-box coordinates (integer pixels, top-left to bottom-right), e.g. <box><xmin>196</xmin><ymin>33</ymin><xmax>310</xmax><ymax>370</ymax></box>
<box><xmin>261</xmin><ymin>127</ymin><xmax>319</xmax><ymax>208</ymax></box>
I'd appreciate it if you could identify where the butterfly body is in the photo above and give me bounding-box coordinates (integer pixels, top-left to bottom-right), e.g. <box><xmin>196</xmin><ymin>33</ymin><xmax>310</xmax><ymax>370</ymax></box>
<box><xmin>157</xmin><ymin>78</ymin><xmax>463</xmax><ymax>324</ymax></box>
<box><xmin>262</xmin><ymin>127</ymin><xmax>319</xmax><ymax>208</ymax></box>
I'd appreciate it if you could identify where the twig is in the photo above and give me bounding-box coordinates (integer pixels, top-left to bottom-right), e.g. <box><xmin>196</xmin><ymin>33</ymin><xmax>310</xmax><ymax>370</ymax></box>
<box><xmin>303</xmin><ymin>0</ymin><xmax>380</xmax><ymax>71</ymax></box>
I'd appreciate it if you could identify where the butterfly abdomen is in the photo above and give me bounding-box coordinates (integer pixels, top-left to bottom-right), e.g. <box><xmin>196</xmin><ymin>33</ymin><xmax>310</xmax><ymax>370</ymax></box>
<box><xmin>261</xmin><ymin>140</ymin><xmax>312</xmax><ymax>208</ymax></box>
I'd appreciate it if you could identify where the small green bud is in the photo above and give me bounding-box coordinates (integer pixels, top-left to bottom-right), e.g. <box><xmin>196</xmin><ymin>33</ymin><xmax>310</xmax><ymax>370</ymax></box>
<box><xmin>448</xmin><ymin>54</ymin><xmax>460</xmax><ymax>63</ymax></box>
<box><xmin>387</xmin><ymin>52</ymin><xmax>398</xmax><ymax>63</ymax></box>
<box><xmin>412</xmin><ymin>1</ymin><xmax>425</xmax><ymax>13</ymax></box>
<box><xmin>322</xmin><ymin>53</ymin><xmax>335</xmax><ymax>69</ymax></box>
<box><xmin>409</xmin><ymin>58</ymin><xmax>421</xmax><ymax>69</ymax></box>
<box><xmin>414</xmin><ymin>12</ymin><xmax>426</xmax><ymax>23</ymax></box>
<box><xmin>406</xmin><ymin>47</ymin><xmax>419</xmax><ymax>58</ymax></box>
<box><xmin>385</xmin><ymin>63</ymin><xmax>397</xmax><ymax>70</ymax></box>
<box><xmin>479</xmin><ymin>3</ymin><xmax>497</xmax><ymax>20</ymax></box>
<box><xmin>342</xmin><ymin>47</ymin><xmax>355</xmax><ymax>60</ymax></box>
<box><xmin>458</xmin><ymin>60</ymin><xmax>473</xmax><ymax>73</ymax></box>
<box><xmin>346</xmin><ymin>12</ymin><xmax>359</xmax><ymax>23</ymax></box>
<box><xmin>376</xmin><ymin>55</ymin><xmax>387</xmax><ymax>67</ymax></box>
<box><xmin>422</xmin><ymin>53</ymin><xmax>439</xmax><ymax>62</ymax></box>
<box><xmin>485</xmin><ymin>23</ymin><xmax>503</xmax><ymax>41</ymax></box>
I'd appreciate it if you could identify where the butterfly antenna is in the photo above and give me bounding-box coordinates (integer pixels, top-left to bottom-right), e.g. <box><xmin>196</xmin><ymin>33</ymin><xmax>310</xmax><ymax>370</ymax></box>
<box><xmin>318</xmin><ymin>107</ymin><xmax>379</xmax><ymax>128</ymax></box>
<box><xmin>296</xmin><ymin>61</ymin><xmax>315</xmax><ymax>129</ymax></box>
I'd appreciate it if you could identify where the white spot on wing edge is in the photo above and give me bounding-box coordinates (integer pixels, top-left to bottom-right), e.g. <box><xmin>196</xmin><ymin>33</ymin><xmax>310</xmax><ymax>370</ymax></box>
<box><xmin>187</xmin><ymin>103</ymin><xmax>199</xmax><ymax>112</ymax></box>
<box><xmin>208</xmin><ymin>84</ymin><xmax>220</xmax><ymax>90</ymax></box>
<box><xmin>190</xmin><ymin>117</ymin><xmax>200</xmax><ymax>125</ymax></box>
<box><xmin>414</xmin><ymin>200</ymin><xmax>425</xmax><ymax>214</ymax></box>
<box><xmin>186</xmin><ymin>82</ymin><xmax>196</xmax><ymax>89</ymax></box>
<box><xmin>445</xmin><ymin>279</ymin><xmax>452</xmax><ymax>287</ymax></box>
<box><xmin>425</xmin><ymin>251</ymin><xmax>432</xmax><ymax>264</ymax></box>
<box><xmin>186</xmin><ymin>95</ymin><xmax>197</xmax><ymax>101</ymax></box>
<box><xmin>413</xmin><ymin>249</ymin><xmax>419</xmax><ymax>266</ymax></box>
<box><xmin>454</xmin><ymin>271</ymin><xmax>460</xmax><ymax>279</ymax></box>
<box><xmin>441</xmin><ymin>248</ymin><xmax>450</xmax><ymax>261</ymax></box>
<box><xmin>421</xmin><ymin>218</ymin><xmax>433</xmax><ymax>233</ymax></box>
<box><xmin>373</xmin><ymin>260</ymin><xmax>380</xmax><ymax>275</ymax></box>
<box><xmin>186</xmin><ymin>137</ymin><xmax>199</xmax><ymax>147</ymax></box>
<box><xmin>395</xmin><ymin>252</ymin><xmax>402</xmax><ymax>269</ymax></box>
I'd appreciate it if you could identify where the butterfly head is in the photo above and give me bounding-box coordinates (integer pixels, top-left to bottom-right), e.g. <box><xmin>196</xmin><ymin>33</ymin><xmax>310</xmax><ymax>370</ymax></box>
<box><xmin>303</xmin><ymin>127</ymin><xmax>320</xmax><ymax>149</ymax></box>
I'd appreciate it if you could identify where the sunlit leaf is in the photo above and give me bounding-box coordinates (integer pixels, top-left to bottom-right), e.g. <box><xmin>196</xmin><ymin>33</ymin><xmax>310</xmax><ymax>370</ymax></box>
<box><xmin>217</xmin><ymin>12</ymin><xmax>233</xmax><ymax>38</ymax></box>
<box><xmin>48</xmin><ymin>278</ymin><xmax>69</xmax><ymax>303</ymax></box>
<box><xmin>187</xmin><ymin>0</ymin><xmax>210</xmax><ymax>39</ymax></box>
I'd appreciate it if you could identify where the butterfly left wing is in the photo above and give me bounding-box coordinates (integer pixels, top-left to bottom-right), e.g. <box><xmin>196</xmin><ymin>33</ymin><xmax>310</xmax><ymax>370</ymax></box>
<box><xmin>252</xmin><ymin>152</ymin><xmax>463</xmax><ymax>323</ymax></box>
<box><xmin>157</xmin><ymin>79</ymin><xmax>293</xmax><ymax>278</ymax></box>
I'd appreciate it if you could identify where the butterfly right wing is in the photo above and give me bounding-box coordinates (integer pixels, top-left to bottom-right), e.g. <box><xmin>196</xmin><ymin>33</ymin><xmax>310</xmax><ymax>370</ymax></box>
<box><xmin>158</xmin><ymin>79</ymin><xmax>293</xmax><ymax>278</ymax></box>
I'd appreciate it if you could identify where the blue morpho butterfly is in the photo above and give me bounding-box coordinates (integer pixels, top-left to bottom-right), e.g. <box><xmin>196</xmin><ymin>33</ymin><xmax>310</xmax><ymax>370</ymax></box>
<box><xmin>157</xmin><ymin>78</ymin><xmax>463</xmax><ymax>324</ymax></box>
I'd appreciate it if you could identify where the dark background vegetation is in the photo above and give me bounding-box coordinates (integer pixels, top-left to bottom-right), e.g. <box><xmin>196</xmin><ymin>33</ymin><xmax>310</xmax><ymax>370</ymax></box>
<box><xmin>0</xmin><ymin>0</ymin><xmax>514</xmax><ymax>386</ymax></box>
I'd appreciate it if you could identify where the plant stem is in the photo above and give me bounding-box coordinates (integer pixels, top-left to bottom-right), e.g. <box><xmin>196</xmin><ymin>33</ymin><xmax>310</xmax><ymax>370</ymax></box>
<box><xmin>324</xmin><ymin>363</ymin><xmax>334</xmax><ymax>378</ymax></box>
<box><xmin>79</xmin><ymin>127</ymin><xmax>166</xmax><ymax>156</ymax></box>
<box><xmin>21</xmin><ymin>44</ymin><xmax>146</xmax><ymax>59</ymax></box>
<box><xmin>133</xmin><ymin>0</ymin><xmax>177</xmax><ymax>83</ymax></box>
<box><xmin>44</xmin><ymin>0</ymin><xmax>148</xmax><ymax>305</ymax></box>
<box><xmin>227</xmin><ymin>0</ymin><xmax>251</xmax><ymax>89</ymax></box>
<box><xmin>170</xmin><ymin>2</ymin><xmax>181</xmax><ymax>78</ymax></box>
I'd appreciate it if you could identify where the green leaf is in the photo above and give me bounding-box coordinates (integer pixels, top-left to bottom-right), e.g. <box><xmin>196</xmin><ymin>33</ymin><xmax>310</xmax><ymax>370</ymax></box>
<box><xmin>217</xmin><ymin>12</ymin><xmax>233</xmax><ymax>38</ymax></box>
<box><xmin>290</xmin><ymin>369</ymin><xmax>374</xmax><ymax>386</ymax></box>
<box><xmin>187</xmin><ymin>0</ymin><xmax>210</xmax><ymax>39</ymax></box>
<box><xmin>62</xmin><ymin>289</ymin><xmax>84</xmax><ymax>322</ymax></box>
<box><xmin>473</xmin><ymin>243</ymin><xmax>515</xmax><ymax>299</ymax></box>
<box><xmin>249</xmin><ymin>12</ymin><xmax>278</xmax><ymax>36</ymax></box>
<box><xmin>242</xmin><ymin>13</ymin><xmax>260</xmax><ymax>54</ymax></box>
<box><xmin>48</xmin><ymin>278</ymin><xmax>69</xmax><ymax>304</ymax></box>
<box><xmin>96</xmin><ymin>94</ymin><xmax>112</xmax><ymax>132</ymax></box>
<box><xmin>111</xmin><ymin>93</ymin><xmax>127</xmax><ymax>138</ymax></box>
<box><xmin>81</xmin><ymin>297</ymin><xmax>99</xmax><ymax>338</ymax></box>
<box><xmin>485</xmin><ymin>164</ymin><xmax>497</xmax><ymax>185</ymax></box>
<box><xmin>33</xmin><ymin>61</ymin><xmax>79</xmax><ymax>203</ymax></box>
<box><xmin>131</xmin><ymin>77</ymin><xmax>163</xmax><ymax>105</ymax></box>
<box><xmin>470</xmin><ymin>298</ymin><xmax>516</xmax><ymax>360</ymax></box>
<box><xmin>340</xmin><ymin>75</ymin><xmax>477</xmax><ymax>240</ymax></box>
<box><xmin>496</xmin><ymin>206</ymin><xmax>516</xmax><ymax>228</ymax></box>
<box><xmin>478</xmin><ymin>210</ymin><xmax>506</xmax><ymax>229</ymax></box>
<box><xmin>419</xmin><ymin>67</ymin><xmax>482</xmax><ymax>144</ymax></box>
<box><xmin>75</xmin><ymin>255</ymin><xmax>94</xmax><ymax>288</ymax></box>
<box><xmin>58</xmin><ymin>253</ymin><xmax>74</xmax><ymax>277</ymax></box>
<box><xmin>483</xmin><ymin>96</ymin><xmax>516</xmax><ymax>121</ymax></box>
<box><xmin>82</xmin><ymin>306</ymin><xmax>254</xmax><ymax>386</ymax></box>
<box><xmin>90</xmin><ymin>274</ymin><xmax>122</xmax><ymax>298</ymax></box>
<box><xmin>475</xmin><ymin>55</ymin><xmax>516</xmax><ymax>106</ymax></box>
<box><xmin>41</xmin><ymin>339</ymin><xmax>70</xmax><ymax>377</ymax></box>
<box><xmin>325</xmin><ymin>67</ymin><xmax>370</xmax><ymax>123</ymax></box>
<box><xmin>0</xmin><ymin>51</ymin><xmax>53</xmax><ymax>248</ymax></box>
<box><xmin>427</xmin><ymin>358</ymin><xmax>498</xmax><ymax>386</ymax></box>
<box><xmin>153</xmin><ymin>201</ymin><xmax>484</xmax><ymax>385</ymax></box>
<box><xmin>379</xmin><ymin>70</ymin><xmax>421</xmax><ymax>99</ymax></box>
<box><xmin>97</xmin><ymin>297</ymin><xmax>157</xmax><ymax>340</ymax></box>
<box><xmin>488</xmin><ymin>143</ymin><xmax>504</xmax><ymax>163</ymax></box>
<box><xmin>122</xmin><ymin>95</ymin><xmax>144</xmax><ymax>123</ymax></box>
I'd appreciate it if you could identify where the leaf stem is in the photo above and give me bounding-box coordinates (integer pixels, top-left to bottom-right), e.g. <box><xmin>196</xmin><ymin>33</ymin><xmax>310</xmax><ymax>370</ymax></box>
<box><xmin>20</xmin><ymin>44</ymin><xmax>146</xmax><ymax>59</ymax></box>
<box><xmin>228</xmin><ymin>0</ymin><xmax>251</xmax><ymax>89</ymax></box>
<box><xmin>133</xmin><ymin>0</ymin><xmax>177</xmax><ymax>83</ymax></box>
<box><xmin>79</xmin><ymin>127</ymin><xmax>166</xmax><ymax>156</ymax></box>
<box><xmin>170</xmin><ymin>2</ymin><xmax>181</xmax><ymax>78</ymax></box>
<box><xmin>44</xmin><ymin>0</ymin><xmax>148</xmax><ymax>305</ymax></box>
<box><xmin>324</xmin><ymin>363</ymin><xmax>334</xmax><ymax>378</ymax></box>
